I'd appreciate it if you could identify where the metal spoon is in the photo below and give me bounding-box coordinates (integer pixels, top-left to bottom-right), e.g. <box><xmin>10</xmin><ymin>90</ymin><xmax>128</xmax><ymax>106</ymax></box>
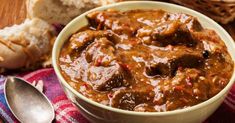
<box><xmin>4</xmin><ymin>77</ymin><xmax>55</xmax><ymax>123</ymax></box>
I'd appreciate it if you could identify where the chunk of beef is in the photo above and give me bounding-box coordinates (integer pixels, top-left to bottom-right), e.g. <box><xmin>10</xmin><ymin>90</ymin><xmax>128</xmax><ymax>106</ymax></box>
<box><xmin>137</xmin><ymin>20</ymin><xmax>197</xmax><ymax>47</ymax></box>
<box><xmin>153</xmin><ymin>26</ymin><xmax>197</xmax><ymax>47</ymax></box>
<box><xmin>145</xmin><ymin>47</ymin><xmax>204</xmax><ymax>77</ymax></box>
<box><xmin>87</xmin><ymin>10</ymin><xmax>140</xmax><ymax>35</ymax></box>
<box><xmin>166</xmin><ymin>13</ymin><xmax>203</xmax><ymax>31</ymax></box>
<box><xmin>88</xmin><ymin>63</ymin><xmax>131</xmax><ymax>91</ymax></box>
<box><xmin>84</xmin><ymin>37</ymin><xmax>133</xmax><ymax>91</ymax></box>
<box><xmin>85</xmin><ymin>37</ymin><xmax>116</xmax><ymax>65</ymax></box>
<box><xmin>110</xmin><ymin>90</ymin><xmax>154</xmax><ymax>111</ymax></box>
<box><xmin>185</xmin><ymin>17</ymin><xmax>203</xmax><ymax>31</ymax></box>
<box><xmin>69</xmin><ymin>30</ymin><xmax>109</xmax><ymax>52</ymax></box>
<box><xmin>193</xmin><ymin>29</ymin><xmax>227</xmax><ymax>54</ymax></box>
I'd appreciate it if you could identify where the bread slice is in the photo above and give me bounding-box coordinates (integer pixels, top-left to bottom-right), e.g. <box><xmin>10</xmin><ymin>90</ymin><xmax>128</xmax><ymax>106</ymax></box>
<box><xmin>0</xmin><ymin>18</ymin><xmax>55</xmax><ymax>70</ymax></box>
<box><xmin>26</xmin><ymin>0</ymin><xmax>122</xmax><ymax>25</ymax></box>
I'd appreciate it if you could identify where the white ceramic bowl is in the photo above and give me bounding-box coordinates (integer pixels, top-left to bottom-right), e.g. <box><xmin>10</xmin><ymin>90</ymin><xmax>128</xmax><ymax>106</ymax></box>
<box><xmin>52</xmin><ymin>1</ymin><xmax>235</xmax><ymax>123</ymax></box>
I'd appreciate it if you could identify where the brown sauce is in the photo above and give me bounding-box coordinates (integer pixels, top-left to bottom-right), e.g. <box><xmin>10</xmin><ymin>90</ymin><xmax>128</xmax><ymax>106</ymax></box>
<box><xmin>59</xmin><ymin>9</ymin><xmax>234</xmax><ymax>112</ymax></box>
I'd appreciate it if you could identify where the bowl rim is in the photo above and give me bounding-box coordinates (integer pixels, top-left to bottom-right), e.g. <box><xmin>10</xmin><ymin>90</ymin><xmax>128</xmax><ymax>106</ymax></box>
<box><xmin>52</xmin><ymin>1</ymin><xmax>235</xmax><ymax>116</ymax></box>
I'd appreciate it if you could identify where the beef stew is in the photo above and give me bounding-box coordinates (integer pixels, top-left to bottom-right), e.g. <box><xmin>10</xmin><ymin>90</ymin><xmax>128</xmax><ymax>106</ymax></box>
<box><xmin>59</xmin><ymin>9</ymin><xmax>234</xmax><ymax>112</ymax></box>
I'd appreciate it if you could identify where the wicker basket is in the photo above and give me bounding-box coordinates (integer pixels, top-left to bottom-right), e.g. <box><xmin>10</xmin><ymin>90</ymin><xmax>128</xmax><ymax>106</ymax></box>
<box><xmin>170</xmin><ymin>0</ymin><xmax>235</xmax><ymax>24</ymax></box>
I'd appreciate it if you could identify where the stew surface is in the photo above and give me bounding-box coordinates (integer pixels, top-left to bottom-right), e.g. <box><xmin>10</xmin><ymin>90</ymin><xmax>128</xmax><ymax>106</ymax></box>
<box><xmin>59</xmin><ymin>9</ymin><xmax>234</xmax><ymax>112</ymax></box>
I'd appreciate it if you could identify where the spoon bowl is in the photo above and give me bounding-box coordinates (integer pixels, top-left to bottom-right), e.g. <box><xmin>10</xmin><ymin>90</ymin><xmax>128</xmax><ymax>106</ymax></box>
<box><xmin>4</xmin><ymin>77</ymin><xmax>54</xmax><ymax>123</ymax></box>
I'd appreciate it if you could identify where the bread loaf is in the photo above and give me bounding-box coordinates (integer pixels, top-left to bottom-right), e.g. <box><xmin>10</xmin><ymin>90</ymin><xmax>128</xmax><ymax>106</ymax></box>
<box><xmin>27</xmin><ymin>0</ymin><xmax>122</xmax><ymax>25</ymax></box>
<box><xmin>0</xmin><ymin>18</ymin><xmax>55</xmax><ymax>70</ymax></box>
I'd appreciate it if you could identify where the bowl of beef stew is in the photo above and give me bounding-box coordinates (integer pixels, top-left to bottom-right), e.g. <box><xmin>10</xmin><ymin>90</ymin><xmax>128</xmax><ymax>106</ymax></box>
<box><xmin>52</xmin><ymin>1</ymin><xmax>235</xmax><ymax>123</ymax></box>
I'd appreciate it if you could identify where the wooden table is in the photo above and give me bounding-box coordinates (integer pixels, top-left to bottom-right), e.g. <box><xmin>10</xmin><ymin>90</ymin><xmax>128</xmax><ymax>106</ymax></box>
<box><xmin>0</xmin><ymin>0</ymin><xmax>235</xmax><ymax>40</ymax></box>
<box><xmin>0</xmin><ymin>0</ymin><xmax>26</xmax><ymax>29</ymax></box>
